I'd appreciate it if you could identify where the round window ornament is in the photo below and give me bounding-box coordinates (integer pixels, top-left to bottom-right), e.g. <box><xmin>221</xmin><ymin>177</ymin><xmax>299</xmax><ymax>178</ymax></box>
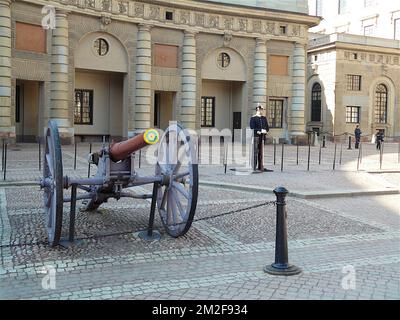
<box><xmin>94</xmin><ymin>38</ymin><xmax>109</xmax><ymax>56</ymax></box>
<box><xmin>217</xmin><ymin>52</ymin><xmax>231</xmax><ymax>68</ymax></box>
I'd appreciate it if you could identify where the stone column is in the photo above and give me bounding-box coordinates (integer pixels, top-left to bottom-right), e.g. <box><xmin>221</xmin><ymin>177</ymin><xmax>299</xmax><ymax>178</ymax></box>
<box><xmin>133</xmin><ymin>24</ymin><xmax>152</xmax><ymax>133</ymax></box>
<box><xmin>290</xmin><ymin>42</ymin><xmax>306</xmax><ymax>138</ymax></box>
<box><xmin>180</xmin><ymin>31</ymin><xmax>197</xmax><ymax>130</ymax></box>
<box><xmin>0</xmin><ymin>0</ymin><xmax>14</xmax><ymax>137</ymax></box>
<box><xmin>253</xmin><ymin>38</ymin><xmax>267</xmax><ymax>109</ymax></box>
<box><xmin>50</xmin><ymin>10</ymin><xmax>72</xmax><ymax>141</ymax></box>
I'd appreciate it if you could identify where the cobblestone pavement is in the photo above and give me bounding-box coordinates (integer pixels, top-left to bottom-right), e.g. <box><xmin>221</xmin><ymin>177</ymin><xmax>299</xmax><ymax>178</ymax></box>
<box><xmin>0</xmin><ymin>143</ymin><xmax>399</xmax><ymax>300</ymax></box>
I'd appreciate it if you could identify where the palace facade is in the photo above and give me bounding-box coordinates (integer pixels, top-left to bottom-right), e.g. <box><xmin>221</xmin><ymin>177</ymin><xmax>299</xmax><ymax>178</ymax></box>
<box><xmin>307</xmin><ymin>33</ymin><xmax>400</xmax><ymax>139</ymax></box>
<box><xmin>306</xmin><ymin>1</ymin><xmax>400</xmax><ymax>140</ymax></box>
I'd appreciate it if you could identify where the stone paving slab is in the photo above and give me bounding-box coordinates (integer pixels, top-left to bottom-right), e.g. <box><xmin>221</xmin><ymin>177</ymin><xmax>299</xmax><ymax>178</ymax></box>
<box><xmin>1</xmin><ymin>238</ymin><xmax>399</xmax><ymax>299</ymax></box>
<box><xmin>125</xmin><ymin>262</ymin><xmax>400</xmax><ymax>300</ymax></box>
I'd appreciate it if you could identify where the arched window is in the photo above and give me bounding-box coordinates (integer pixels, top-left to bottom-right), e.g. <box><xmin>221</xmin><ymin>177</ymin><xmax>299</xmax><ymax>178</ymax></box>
<box><xmin>311</xmin><ymin>83</ymin><xmax>322</xmax><ymax>122</ymax></box>
<box><xmin>375</xmin><ymin>84</ymin><xmax>388</xmax><ymax>124</ymax></box>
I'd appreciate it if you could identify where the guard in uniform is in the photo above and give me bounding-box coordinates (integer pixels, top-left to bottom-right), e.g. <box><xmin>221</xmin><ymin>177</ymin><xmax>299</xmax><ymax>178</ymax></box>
<box><xmin>250</xmin><ymin>105</ymin><xmax>269</xmax><ymax>171</ymax></box>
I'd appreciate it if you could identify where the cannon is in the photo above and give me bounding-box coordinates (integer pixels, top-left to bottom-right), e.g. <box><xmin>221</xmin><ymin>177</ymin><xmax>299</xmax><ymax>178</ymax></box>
<box><xmin>40</xmin><ymin>120</ymin><xmax>198</xmax><ymax>247</ymax></box>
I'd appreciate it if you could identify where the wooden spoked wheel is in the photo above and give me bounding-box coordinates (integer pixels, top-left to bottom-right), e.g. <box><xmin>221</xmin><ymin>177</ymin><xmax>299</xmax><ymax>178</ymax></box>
<box><xmin>156</xmin><ymin>123</ymin><xmax>198</xmax><ymax>237</ymax></box>
<box><xmin>43</xmin><ymin>120</ymin><xmax>64</xmax><ymax>247</ymax></box>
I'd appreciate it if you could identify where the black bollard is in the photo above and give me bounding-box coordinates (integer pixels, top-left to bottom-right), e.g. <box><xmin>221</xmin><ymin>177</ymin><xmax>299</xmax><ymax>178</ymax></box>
<box><xmin>322</xmin><ymin>135</ymin><xmax>326</xmax><ymax>148</ymax></box>
<box><xmin>264</xmin><ymin>187</ymin><xmax>301</xmax><ymax>276</ymax></box>
<box><xmin>380</xmin><ymin>142</ymin><xmax>384</xmax><ymax>170</ymax></box>
<box><xmin>339</xmin><ymin>142</ymin><xmax>343</xmax><ymax>165</ymax></box>
<box><xmin>223</xmin><ymin>141</ymin><xmax>228</xmax><ymax>174</ymax></box>
<box><xmin>3</xmin><ymin>142</ymin><xmax>7</xmax><ymax>181</ymax></box>
<box><xmin>333</xmin><ymin>143</ymin><xmax>337</xmax><ymax>171</ymax></box>
<box><xmin>281</xmin><ymin>143</ymin><xmax>284</xmax><ymax>172</ymax></box>
<box><xmin>273</xmin><ymin>140</ymin><xmax>276</xmax><ymax>166</ymax></box>
<box><xmin>87</xmin><ymin>143</ymin><xmax>92</xmax><ymax>178</ymax></box>
<box><xmin>307</xmin><ymin>141</ymin><xmax>311</xmax><ymax>171</ymax></box>
<box><xmin>69</xmin><ymin>184</ymin><xmax>77</xmax><ymax>243</ymax></box>
<box><xmin>319</xmin><ymin>142</ymin><xmax>322</xmax><ymax>165</ymax></box>
<box><xmin>357</xmin><ymin>143</ymin><xmax>362</xmax><ymax>171</ymax></box>
<box><xmin>198</xmin><ymin>138</ymin><xmax>201</xmax><ymax>165</ymax></box>
<box><xmin>38</xmin><ymin>139</ymin><xmax>41</xmax><ymax>172</ymax></box>
<box><xmin>139</xmin><ymin>149</ymin><xmax>142</xmax><ymax>168</ymax></box>
<box><xmin>1</xmin><ymin>139</ymin><xmax>4</xmax><ymax>172</ymax></box>
<box><xmin>347</xmin><ymin>136</ymin><xmax>352</xmax><ymax>150</ymax></box>
<box><xmin>74</xmin><ymin>140</ymin><xmax>77</xmax><ymax>170</ymax></box>
<box><xmin>296</xmin><ymin>139</ymin><xmax>299</xmax><ymax>166</ymax></box>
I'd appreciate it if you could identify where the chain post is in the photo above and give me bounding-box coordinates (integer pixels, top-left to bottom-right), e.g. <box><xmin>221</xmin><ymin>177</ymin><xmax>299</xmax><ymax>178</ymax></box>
<box><xmin>264</xmin><ymin>187</ymin><xmax>301</xmax><ymax>276</ymax></box>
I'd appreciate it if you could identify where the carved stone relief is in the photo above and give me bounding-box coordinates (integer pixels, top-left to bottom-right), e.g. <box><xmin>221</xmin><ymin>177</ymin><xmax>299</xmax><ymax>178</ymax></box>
<box><xmin>85</xmin><ymin>0</ymin><xmax>95</xmax><ymax>8</ymax></box>
<box><xmin>223</xmin><ymin>32</ymin><xmax>232</xmax><ymax>47</ymax></box>
<box><xmin>100</xmin><ymin>15</ymin><xmax>112</xmax><ymax>30</ymax></box>
<box><xmin>149</xmin><ymin>6</ymin><xmax>160</xmax><ymax>20</ymax></box>
<box><xmin>238</xmin><ymin>18</ymin><xmax>247</xmax><ymax>32</ymax></box>
<box><xmin>209</xmin><ymin>15</ymin><xmax>219</xmax><ymax>28</ymax></box>
<box><xmin>224</xmin><ymin>17</ymin><xmax>233</xmax><ymax>30</ymax></box>
<box><xmin>252</xmin><ymin>20</ymin><xmax>261</xmax><ymax>33</ymax></box>
<box><xmin>195</xmin><ymin>13</ymin><xmax>205</xmax><ymax>27</ymax></box>
<box><xmin>265</xmin><ymin>22</ymin><xmax>275</xmax><ymax>34</ymax></box>
<box><xmin>102</xmin><ymin>0</ymin><xmax>111</xmax><ymax>11</ymax></box>
<box><xmin>291</xmin><ymin>25</ymin><xmax>300</xmax><ymax>37</ymax></box>
<box><xmin>180</xmin><ymin>11</ymin><xmax>190</xmax><ymax>24</ymax></box>
<box><xmin>118</xmin><ymin>1</ymin><xmax>128</xmax><ymax>14</ymax></box>
<box><xmin>134</xmin><ymin>3</ymin><xmax>145</xmax><ymax>18</ymax></box>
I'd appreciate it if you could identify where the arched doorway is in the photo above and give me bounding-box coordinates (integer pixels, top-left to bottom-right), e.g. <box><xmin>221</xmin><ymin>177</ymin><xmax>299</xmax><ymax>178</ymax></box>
<box><xmin>74</xmin><ymin>32</ymin><xmax>129</xmax><ymax>141</ymax></box>
<box><xmin>311</xmin><ymin>83</ymin><xmax>322</xmax><ymax>122</ymax></box>
<box><xmin>201</xmin><ymin>47</ymin><xmax>247</xmax><ymax>142</ymax></box>
<box><xmin>368</xmin><ymin>77</ymin><xmax>396</xmax><ymax>137</ymax></box>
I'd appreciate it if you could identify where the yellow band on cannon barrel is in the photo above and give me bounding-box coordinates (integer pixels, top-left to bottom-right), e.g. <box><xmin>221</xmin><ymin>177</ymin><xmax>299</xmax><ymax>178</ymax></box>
<box><xmin>143</xmin><ymin>129</ymin><xmax>160</xmax><ymax>145</ymax></box>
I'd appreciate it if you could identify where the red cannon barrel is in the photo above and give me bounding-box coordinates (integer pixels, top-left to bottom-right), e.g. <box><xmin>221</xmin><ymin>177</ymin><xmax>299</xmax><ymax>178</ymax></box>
<box><xmin>109</xmin><ymin>129</ymin><xmax>159</xmax><ymax>162</ymax></box>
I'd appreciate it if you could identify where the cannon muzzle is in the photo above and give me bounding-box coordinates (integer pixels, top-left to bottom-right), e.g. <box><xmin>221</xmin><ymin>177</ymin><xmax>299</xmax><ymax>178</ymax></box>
<box><xmin>109</xmin><ymin>129</ymin><xmax>159</xmax><ymax>162</ymax></box>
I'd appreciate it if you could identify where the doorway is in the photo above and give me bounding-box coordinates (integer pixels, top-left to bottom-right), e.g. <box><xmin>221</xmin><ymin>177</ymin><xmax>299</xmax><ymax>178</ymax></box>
<box><xmin>74</xmin><ymin>69</ymin><xmax>124</xmax><ymax>141</ymax></box>
<box><xmin>201</xmin><ymin>80</ymin><xmax>245</xmax><ymax>131</ymax></box>
<box><xmin>232</xmin><ymin>112</ymin><xmax>241</xmax><ymax>142</ymax></box>
<box><xmin>15</xmin><ymin>80</ymin><xmax>42</xmax><ymax>142</ymax></box>
<box><xmin>154</xmin><ymin>91</ymin><xmax>175</xmax><ymax>130</ymax></box>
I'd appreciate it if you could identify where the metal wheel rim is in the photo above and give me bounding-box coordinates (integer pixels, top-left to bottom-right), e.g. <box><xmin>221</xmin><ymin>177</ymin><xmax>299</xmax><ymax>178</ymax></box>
<box><xmin>43</xmin><ymin>121</ymin><xmax>63</xmax><ymax>246</ymax></box>
<box><xmin>156</xmin><ymin>123</ymin><xmax>198</xmax><ymax>237</ymax></box>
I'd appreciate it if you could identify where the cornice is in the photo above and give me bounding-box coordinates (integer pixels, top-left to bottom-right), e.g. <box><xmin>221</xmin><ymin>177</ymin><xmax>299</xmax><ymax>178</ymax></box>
<box><xmin>308</xmin><ymin>42</ymin><xmax>400</xmax><ymax>56</ymax></box>
<box><xmin>138</xmin><ymin>0</ymin><xmax>319</xmax><ymax>25</ymax></box>
<box><xmin>17</xmin><ymin>0</ymin><xmax>316</xmax><ymax>42</ymax></box>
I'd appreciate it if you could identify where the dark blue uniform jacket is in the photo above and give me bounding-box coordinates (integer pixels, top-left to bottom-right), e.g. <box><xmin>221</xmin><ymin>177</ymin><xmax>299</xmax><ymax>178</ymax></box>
<box><xmin>250</xmin><ymin>116</ymin><xmax>269</xmax><ymax>137</ymax></box>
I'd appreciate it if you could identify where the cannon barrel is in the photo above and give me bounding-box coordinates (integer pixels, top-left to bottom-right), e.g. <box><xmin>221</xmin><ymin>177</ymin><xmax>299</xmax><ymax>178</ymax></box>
<box><xmin>109</xmin><ymin>129</ymin><xmax>159</xmax><ymax>162</ymax></box>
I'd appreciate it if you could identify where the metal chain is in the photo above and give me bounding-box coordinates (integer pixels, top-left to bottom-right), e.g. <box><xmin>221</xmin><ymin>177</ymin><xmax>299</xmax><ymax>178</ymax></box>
<box><xmin>0</xmin><ymin>200</ymin><xmax>276</xmax><ymax>249</ymax></box>
<box><xmin>179</xmin><ymin>200</ymin><xmax>275</xmax><ymax>225</ymax></box>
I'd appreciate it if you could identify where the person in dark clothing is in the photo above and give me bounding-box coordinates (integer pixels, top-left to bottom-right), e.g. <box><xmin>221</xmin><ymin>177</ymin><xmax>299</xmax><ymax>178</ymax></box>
<box><xmin>250</xmin><ymin>104</ymin><xmax>269</xmax><ymax>171</ymax></box>
<box><xmin>376</xmin><ymin>130</ymin><xmax>384</xmax><ymax>150</ymax></box>
<box><xmin>354</xmin><ymin>125</ymin><xmax>362</xmax><ymax>149</ymax></box>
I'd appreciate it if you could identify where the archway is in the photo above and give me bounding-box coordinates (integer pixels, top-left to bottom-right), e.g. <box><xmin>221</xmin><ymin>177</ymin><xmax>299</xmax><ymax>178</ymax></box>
<box><xmin>311</xmin><ymin>83</ymin><xmax>322</xmax><ymax>122</ymax></box>
<box><xmin>368</xmin><ymin>76</ymin><xmax>397</xmax><ymax>137</ymax></box>
<box><xmin>306</xmin><ymin>75</ymin><xmax>331</xmax><ymax>136</ymax></box>
<box><xmin>201</xmin><ymin>47</ymin><xmax>247</xmax><ymax>142</ymax></box>
<box><xmin>74</xmin><ymin>32</ymin><xmax>129</xmax><ymax>141</ymax></box>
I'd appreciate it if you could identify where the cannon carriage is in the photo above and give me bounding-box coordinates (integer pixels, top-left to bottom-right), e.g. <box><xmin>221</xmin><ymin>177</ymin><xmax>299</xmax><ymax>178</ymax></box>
<box><xmin>40</xmin><ymin>120</ymin><xmax>198</xmax><ymax>247</ymax></box>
